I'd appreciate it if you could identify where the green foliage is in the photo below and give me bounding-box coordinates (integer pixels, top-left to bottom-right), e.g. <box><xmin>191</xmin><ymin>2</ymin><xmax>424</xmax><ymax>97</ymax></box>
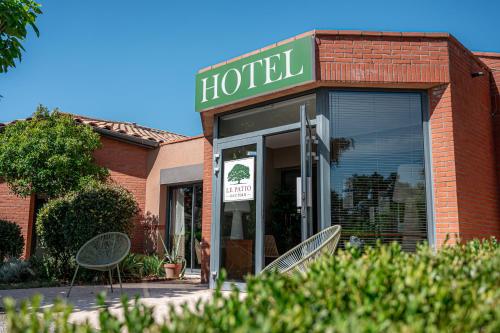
<box><xmin>4</xmin><ymin>239</ymin><xmax>500</xmax><ymax>332</ymax></box>
<box><xmin>36</xmin><ymin>181</ymin><xmax>138</xmax><ymax>279</ymax></box>
<box><xmin>227</xmin><ymin>163</ymin><xmax>250</xmax><ymax>184</ymax></box>
<box><xmin>0</xmin><ymin>219</ymin><xmax>24</xmax><ymax>261</ymax></box>
<box><xmin>120</xmin><ymin>253</ymin><xmax>165</xmax><ymax>280</ymax></box>
<box><xmin>119</xmin><ymin>253</ymin><xmax>144</xmax><ymax>279</ymax></box>
<box><xmin>27</xmin><ymin>252</ymin><xmax>60</xmax><ymax>281</ymax></box>
<box><xmin>0</xmin><ymin>258</ymin><xmax>34</xmax><ymax>283</ymax></box>
<box><xmin>0</xmin><ymin>106</ymin><xmax>108</xmax><ymax>198</ymax></box>
<box><xmin>141</xmin><ymin>254</ymin><xmax>165</xmax><ymax>278</ymax></box>
<box><xmin>0</xmin><ymin>0</ymin><xmax>42</xmax><ymax>72</ymax></box>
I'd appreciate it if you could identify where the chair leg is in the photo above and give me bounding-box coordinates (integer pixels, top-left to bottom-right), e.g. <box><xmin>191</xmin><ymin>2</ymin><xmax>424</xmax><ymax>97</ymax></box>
<box><xmin>108</xmin><ymin>269</ymin><xmax>114</xmax><ymax>293</ymax></box>
<box><xmin>67</xmin><ymin>265</ymin><xmax>79</xmax><ymax>298</ymax></box>
<box><xmin>116</xmin><ymin>265</ymin><xmax>123</xmax><ymax>293</ymax></box>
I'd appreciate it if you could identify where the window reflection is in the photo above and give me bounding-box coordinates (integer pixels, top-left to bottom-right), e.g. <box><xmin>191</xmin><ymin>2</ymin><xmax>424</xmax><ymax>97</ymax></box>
<box><xmin>218</xmin><ymin>94</ymin><xmax>316</xmax><ymax>138</ymax></box>
<box><xmin>330</xmin><ymin>92</ymin><xmax>428</xmax><ymax>251</ymax></box>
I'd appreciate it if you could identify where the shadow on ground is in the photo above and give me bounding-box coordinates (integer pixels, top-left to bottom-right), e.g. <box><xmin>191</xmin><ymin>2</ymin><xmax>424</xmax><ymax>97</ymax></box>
<box><xmin>0</xmin><ymin>280</ymin><xmax>212</xmax><ymax>326</ymax></box>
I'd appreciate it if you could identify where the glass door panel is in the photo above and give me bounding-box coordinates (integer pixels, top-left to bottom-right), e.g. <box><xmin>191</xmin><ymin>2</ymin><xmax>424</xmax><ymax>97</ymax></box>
<box><xmin>220</xmin><ymin>144</ymin><xmax>257</xmax><ymax>281</ymax></box>
<box><xmin>212</xmin><ymin>136</ymin><xmax>263</xmax><ymax>288</ymax></box>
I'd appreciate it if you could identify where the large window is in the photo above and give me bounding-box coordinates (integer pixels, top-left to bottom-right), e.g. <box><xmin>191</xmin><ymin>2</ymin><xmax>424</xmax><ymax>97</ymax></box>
<box><xmin>330</xmin><ymin>91</ymin><xmax>428</xmax><ymax>251</ymax></box>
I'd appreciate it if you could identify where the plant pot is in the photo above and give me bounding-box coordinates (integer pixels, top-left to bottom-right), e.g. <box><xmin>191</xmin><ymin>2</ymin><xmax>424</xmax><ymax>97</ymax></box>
<box><xmin>164</xmin><ymin>263</ymin><xmax>177</xmax><ymax>279</ymax></box>
<box><xmin>174</xmin><ymin>263</ymin><xmax>183</xmax><ymax>277</ymax></box>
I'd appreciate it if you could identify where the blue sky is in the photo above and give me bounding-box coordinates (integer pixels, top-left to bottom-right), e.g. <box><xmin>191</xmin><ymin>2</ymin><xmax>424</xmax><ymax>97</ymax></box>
<box><xmin>1</xmin><ymin>0</ymin><xmax>499</xmax><ymax>136</ymax></box>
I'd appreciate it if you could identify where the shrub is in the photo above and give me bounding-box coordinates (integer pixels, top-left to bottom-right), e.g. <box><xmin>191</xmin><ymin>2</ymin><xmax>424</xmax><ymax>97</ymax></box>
<box><xmin>3</xmin><ymin>239</ymin><xmax>500</xmax><ymax>332</ymax></box>
<box><xmin>36</xmin><ymin>181</ymin><xmax>139</xmax><ymax>279</ymax></box>
<box><xmin>0</xmin><ymin>219</ymin><xmax>24</xmax><ymax>261</ymax></box>
<box><xmin>0</xmin><ymin>258</ymin><xmax>35</xmax><ymax>283</ymax></box>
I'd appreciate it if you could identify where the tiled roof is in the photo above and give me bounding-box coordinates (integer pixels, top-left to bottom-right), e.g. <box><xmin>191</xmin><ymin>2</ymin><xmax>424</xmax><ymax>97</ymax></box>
<box><xmin>69</xmin><ymin>114</ymin><xmax>187</xmax><ymax>144</ymax></box>
<box><xmin>0</xmin><ymin>113</ymin><xmax>188</xmax><ymax>146</ymax></box>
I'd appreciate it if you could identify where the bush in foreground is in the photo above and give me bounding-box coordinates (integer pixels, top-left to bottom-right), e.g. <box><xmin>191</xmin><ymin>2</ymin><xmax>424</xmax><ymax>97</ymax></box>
<box><xmin>36</xmin><ymin>181</ymin><xmax>138</xmax><ymax>279</ymax></box>
<box><xmin>0</xmin><ymin>219</ymin><xmax>24</xmax><ymax>261</ymax></box>
<box><xmin>4</xmin><ymin>239</ymin><xmax>500</xmax><ymax>332</ymax></box>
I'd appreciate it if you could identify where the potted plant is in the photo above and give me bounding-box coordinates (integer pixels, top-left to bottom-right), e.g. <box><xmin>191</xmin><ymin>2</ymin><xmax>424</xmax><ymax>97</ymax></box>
<box><xmin>160</xmin><ymin>233</ymin><xmax>185</xmax><ymax>279</ymax></box>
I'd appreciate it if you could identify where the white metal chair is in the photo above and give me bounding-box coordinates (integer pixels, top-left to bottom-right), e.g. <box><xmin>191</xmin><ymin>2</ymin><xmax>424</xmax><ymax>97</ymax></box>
<box><xmin>67</xmin><ymin>232</ymin><xmax>131</xmax><ymax>297</ymax></box>
<box><xmin>261</xmin><ymin>225</ymin><xmax>341</xmax><ymax>275</ymax></box>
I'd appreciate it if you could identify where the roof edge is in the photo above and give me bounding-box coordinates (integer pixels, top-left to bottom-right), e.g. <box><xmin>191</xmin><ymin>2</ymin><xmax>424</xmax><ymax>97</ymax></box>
<box><xmin>473</xmin><ymin>51</ymin><xmax>500</xmax><ymax>58</ymax></box>
<box><xmin>93</xmin><ymin>127</ymin><xmax>159</xmax><ymax>148</ymax></box>
<box><xmin>197</xmin><ymin>30</ymin><xmax>492</xmax><ymax>74</ymax></box>
<box><xmin>159</xmin><ymin>134</ymin><xmax>204</xmax><ymax>146</ymax></box>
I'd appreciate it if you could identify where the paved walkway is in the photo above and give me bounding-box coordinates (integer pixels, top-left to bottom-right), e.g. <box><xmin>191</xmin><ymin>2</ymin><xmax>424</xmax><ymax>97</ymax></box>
<box><xmin>0</xmin><ymin>280</ymin><xmax>212</xmax><ymax>328</ymax></box>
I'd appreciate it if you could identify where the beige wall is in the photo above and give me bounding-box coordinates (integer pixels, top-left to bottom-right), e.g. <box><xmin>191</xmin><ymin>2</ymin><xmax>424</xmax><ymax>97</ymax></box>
<box><xmin>145</xmin><ymin>137</ymin><xmax>204</xmax><ymax>230</ymax></box>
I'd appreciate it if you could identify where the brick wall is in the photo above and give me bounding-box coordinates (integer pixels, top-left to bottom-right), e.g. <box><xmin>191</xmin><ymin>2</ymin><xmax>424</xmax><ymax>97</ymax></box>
<box><xmin>429</xmin><ymin>84</ymin><xmax>460</xmax><ymax>245</ymax></box>
<box><xmin>201</xmin><ymin>135</ymin><xmax>213</xmax><ymax>283</ymax></box>
<box><xmin>316</xmin><ymin>32</ymin><xmax>450</xmax><ymax>85</ymax></box>
<box><xmin>447</xmin><ymin>45</ymin><xmax>500</xmax><ymax>241</ymax></box>
<box><xmin>0</xmin><ymin>183</ymin><xmax>34</xmax><ymax>257</ymax></box>
<box><xmin>93</xmin><ymin>136</ymin><xmax>150</xmax><ymax>253</ymax></box>
<box><xmin>475</xmin><ymin>53</ymin><xmax>500</xmax><ymax>186</ymax></box>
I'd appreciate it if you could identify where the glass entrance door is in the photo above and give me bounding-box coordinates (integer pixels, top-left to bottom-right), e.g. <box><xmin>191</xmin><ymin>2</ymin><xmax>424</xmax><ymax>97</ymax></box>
<box><xmin>168</xmin><ymin>184</ymin><xmax>202</xmax><ymax>274</ymax></box>
<box><xmin>212</xmin><ymin>136</ymin><xmax>263</xmax><ymax>289</ymax></box>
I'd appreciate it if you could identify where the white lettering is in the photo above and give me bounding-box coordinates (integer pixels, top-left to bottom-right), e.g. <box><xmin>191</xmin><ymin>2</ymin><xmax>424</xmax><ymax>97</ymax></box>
<box><xmin>241</xmin><ymin>59</ymin><xmax>263</xmax><ymax>89</ymax></box>
<box><xmin>264</xmin><ymin>53</ymin><xmax>283</xmax><ymax>85</ymax></box>
<box><xmin>283</xmin><ymin>49</ymin><xmax>304</xmax><ymax>79</ymax></box>
<box><xmin>221</xmin><ymin>68</ymin><xmax>242</xmax><ymax>96</ymax></box>
<box><xmin>201</xmin><ymin>74</ymin><xmax>220</xmax><ymax>103</ymax></box>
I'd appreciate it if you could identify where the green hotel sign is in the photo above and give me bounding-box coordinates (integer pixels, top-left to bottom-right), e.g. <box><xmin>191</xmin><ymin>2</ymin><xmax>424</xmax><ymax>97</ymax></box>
<box><xmin>195</xmin><ymin>36</ymin><xmax>315</xmax><ymax>112</ymax></box>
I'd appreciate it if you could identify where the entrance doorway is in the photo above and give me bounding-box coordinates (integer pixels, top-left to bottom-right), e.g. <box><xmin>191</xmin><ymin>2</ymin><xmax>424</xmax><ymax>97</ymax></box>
<box><xmin>211</xmin><ymin>103</ymin><xmax>316</xmax><ymax>289</ymax></box>
<box><xmin>263</xmin><ymin>130</ymin><xmax>317</xmax><ymax>267</ymax></box>
<box><xmin>167</xmin><ymin>184</ymin><xmax>202</xmax><ymax>275</ymax></box>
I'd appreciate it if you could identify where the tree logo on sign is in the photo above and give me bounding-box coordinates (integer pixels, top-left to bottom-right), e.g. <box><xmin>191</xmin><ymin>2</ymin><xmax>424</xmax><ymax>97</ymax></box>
<box><xmin>227</xmin><ymin>164</ymin><xmax>250</xmax><ymax>184</ymax></box>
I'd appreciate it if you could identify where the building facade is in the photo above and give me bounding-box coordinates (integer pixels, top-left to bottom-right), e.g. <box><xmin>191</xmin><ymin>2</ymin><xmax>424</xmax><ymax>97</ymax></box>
<box><xmin>2</xmin><ymin>30</ymin><xmax>500</xmax><ymax>288</ymax></box>
<box><xmin>196</xmin><ymin>30</ymin><xmax>500</xmax><ymax>287</ymax></box>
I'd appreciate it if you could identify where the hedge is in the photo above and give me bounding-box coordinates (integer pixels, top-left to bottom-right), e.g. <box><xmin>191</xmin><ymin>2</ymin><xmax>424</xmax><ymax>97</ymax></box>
<box><xmin>36</xmin><ymin>181</ymin><xmax>138</xmax><ymax>279</ymax></box>
<box><xmin>4</xmin><ymin>239</ymin><xmax>500</xmax><ymax>332</ymax></box>
<box><xmin>0</xmin><ymin>219</ymin><xmax>24</xmax><ymax>261</ymax></box>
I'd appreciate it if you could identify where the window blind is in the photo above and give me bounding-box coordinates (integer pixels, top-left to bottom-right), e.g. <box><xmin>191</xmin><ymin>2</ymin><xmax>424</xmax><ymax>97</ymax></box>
<box><xmin>330</xmin><ymin>91</ymin><xmax>428</xmax><ymax>252</ymax></box>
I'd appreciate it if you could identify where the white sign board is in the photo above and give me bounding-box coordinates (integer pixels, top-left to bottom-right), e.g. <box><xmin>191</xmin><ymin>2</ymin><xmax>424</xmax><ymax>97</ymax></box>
<box><xmin>223</xmin><ymin>157</ymin><xmax>255</xmax><ymax>202</ymax></box>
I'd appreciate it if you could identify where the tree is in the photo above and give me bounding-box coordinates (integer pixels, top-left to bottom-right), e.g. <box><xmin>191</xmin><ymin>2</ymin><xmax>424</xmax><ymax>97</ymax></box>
<box><xmin>0</xmin><ymin>105</ymin><xmax>108</xmax><ymax>198</ymax></box>
<box><xmin>0</xmin><ymin>0</ymin><xmax>42</xmax><ymax>73</ymax></box>
<box><xmin>227</xmin><ymin>163</ymin><xmax>250</xmax><ymax>184</ymax></box>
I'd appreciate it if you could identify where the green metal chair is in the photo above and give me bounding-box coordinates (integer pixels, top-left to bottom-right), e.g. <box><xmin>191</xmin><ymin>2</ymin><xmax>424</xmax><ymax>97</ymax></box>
<box><xmin>67</xmin><ymin>232</ymin><xmax>130</xmax><ymax>297</ymax></box>
<box><xmin>261</xmin><ymin>225</ymin><xmax>341</xmax><ymax>275</ymax></box>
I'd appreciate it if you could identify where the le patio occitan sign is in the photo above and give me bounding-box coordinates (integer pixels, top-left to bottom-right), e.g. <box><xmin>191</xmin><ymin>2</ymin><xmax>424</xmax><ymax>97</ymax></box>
<box><xmin>195</xmin><ymin>36</ymin><xmax>315</xmax><ymax>112</ymax></box>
